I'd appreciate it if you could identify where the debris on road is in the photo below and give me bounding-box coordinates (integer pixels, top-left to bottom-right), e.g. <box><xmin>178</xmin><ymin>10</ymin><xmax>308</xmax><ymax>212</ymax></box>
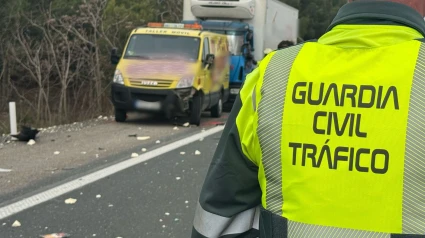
<box><xmin>185</xmin><ymin>201</ymin><xmax>189</xmax><ymax>204</ymax></box>
<box><xmin>81</xmin><ymin>151</ymin><xmax>87</xmax><ymax>154</ymax></box>
<box><xmin>39</xmin><ymin>233</ymin><xmax>71</xmax><ymax>238</ymax></box>
<box><xmin>141</xmin><ymin>148</ymin><xmax>147</xmax><ymax>152</ymax></box>
<box><xmin>183</xmin><ymin>122</ymin><xmax>190</xmax><ymax>127</ymax></box>
<box><xmin>0</xmin><ymin>168</ymin><xmax>12</xmax><ymax>173</ymax></box>
<box><xmin>96</xmin><ymin>194</ymin><xmax>101</xmax><ymax>198</ymax></box>
<box><xmin>180</xmin><ymin>151</ymin><xmax>185</xmax><ymax>155</ymax></box>
<box><xmin>54</xmin><ymin>151</ymin><xmax>60</xmax><ymax>155</ymax></box>
<box><xmin>27</xmin><ymin>139</ymin><xmax>36</xmax><ymax>145</ymax></box>
<box><xmin>137</xmin><ymin>136</ymin><xmax>150</xmax><ymax>141</ymax></box>
<box><xmin>159</xmin><ymin>219</ymin><xmax>163</xmax><ymax>222</ymax></box>
<box><xmin>12</xmin><ymin>220</ymin><xmax>21</xmax><ymax>227</ymax></box>
<box><xmin>64</xmin><ymin>198</ymin><xmax>77</xmax><ymax>204</ymax></box>
<box><xmin>176</xmin><ymin>177</ymin><xmax>181</xmax><ymax>180</ymax></box>
<box><xmin>131</xmin><ymin>153</ymin><xmax>139</xmax><ymax>158</ymax></box>
<box><xmin>195</xmin><ymin>150</ymin><xmax>201</xmax><ymax>155</ymax></box>
<box><xmin>173</xmin><ymin>126</ymin><xmax>179</xmax><ymax>130</ymax></box>
<box><xmin>156</xmin><ymin>140</ymin><xmax>161</xmax><ymax>144</ymax></box>
<box><xmin>108</xmin><ymin>204</ymin><xmax>113</xmax><ymax>207</ymax></box>
<box><xmin>2</xmin><ymin>223</ymin><xmax>6</xmax><ymax>226</ymax></box>
<box><xmin>11</xmin><ymin>126</ymin><xmax>40</xmax><ymax>142</ymax></box>
<box><xmin>165</xmin><ymin>212</ymin><xmax>170</xmax><ymax>216</ymax></box>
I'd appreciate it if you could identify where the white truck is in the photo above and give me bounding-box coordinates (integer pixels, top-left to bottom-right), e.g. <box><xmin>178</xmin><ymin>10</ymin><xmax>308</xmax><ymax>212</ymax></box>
<box><xmin>183</xmin><ymin>0</ymin><xmax>299</xmax><ymax>61</ymax></box>
<box><xmin>182</xmin><ymin>0</ymin><xmax>299</xmax><ymax>108</ymax></box>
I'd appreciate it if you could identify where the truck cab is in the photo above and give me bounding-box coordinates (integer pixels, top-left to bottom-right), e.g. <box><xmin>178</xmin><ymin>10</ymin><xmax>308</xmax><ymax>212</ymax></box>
<box><xmin>110</xmin><ymin>22</ymin><xmax>230</xmax><ymax>126</ymax></box>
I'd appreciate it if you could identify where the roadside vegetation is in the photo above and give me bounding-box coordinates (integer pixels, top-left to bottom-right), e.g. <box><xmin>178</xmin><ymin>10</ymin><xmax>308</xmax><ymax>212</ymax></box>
<box><xmin>0</xmin><ymin>0</ymin><xmax>346</xmax><ymax>134</ymax></box>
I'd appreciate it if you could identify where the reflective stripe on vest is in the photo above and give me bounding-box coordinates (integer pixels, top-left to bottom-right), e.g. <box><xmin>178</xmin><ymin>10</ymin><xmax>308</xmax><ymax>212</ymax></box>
<box><xmin>257</xmin><ymin>40</ymin><xmax>425</xmax><ymax>236</ymax></box>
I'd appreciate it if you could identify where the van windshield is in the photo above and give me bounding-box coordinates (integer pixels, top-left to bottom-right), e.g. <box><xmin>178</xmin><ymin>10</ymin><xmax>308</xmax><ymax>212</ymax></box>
<box><xmin>124</xmin><ymin>34</ymin><xmax>201</xmax><ymax>62</ymax></box>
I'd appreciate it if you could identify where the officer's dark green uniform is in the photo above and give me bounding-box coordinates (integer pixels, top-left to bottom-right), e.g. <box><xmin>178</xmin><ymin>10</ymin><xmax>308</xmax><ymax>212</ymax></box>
<box><xmin>191</xmin><ymin>1</ymin><xmax>425</xmax><ymax>237</ymax></box>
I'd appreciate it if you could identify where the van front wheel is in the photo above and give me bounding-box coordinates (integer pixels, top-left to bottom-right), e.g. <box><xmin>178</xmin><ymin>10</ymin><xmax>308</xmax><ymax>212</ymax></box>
<box><xmin>115</xmin><ymin>109</ymin><xmax>127</xmax><ymax>122</ymax></box>
<box><xmin>190</xmin><ymin>94</ymin><xmax>202</xmax><ymax>126</ymax></box>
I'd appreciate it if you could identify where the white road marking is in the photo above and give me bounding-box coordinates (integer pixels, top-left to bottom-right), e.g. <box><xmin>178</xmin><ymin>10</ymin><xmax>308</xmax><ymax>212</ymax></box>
<box><xmin>0</xmin><ymin>126</ymin><xmax>224</xmax><ymax>220</ymax></box>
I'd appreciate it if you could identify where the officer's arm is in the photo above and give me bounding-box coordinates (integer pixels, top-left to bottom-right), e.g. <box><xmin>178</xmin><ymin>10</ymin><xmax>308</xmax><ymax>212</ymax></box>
<box><xmin>191</xmin><ymin>67</ymin><xmax>263</xmax><ymax>238</ymax></box>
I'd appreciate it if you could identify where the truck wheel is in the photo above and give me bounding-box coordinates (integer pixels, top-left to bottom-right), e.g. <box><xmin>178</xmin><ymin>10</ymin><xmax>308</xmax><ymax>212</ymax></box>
<box><xmin>115</xmin><ymin>109</ymin><xmax>127</xmax><ymax>122</ymax></box>
<box><xmin>211</xmin><ymin>94</ymin><xmax>223</xmax><ymax>118</ymax></box>
<box><xmin>190</xmin><ymin>94</ymin><xmax>202</xmax><ymax>126</ymax></box>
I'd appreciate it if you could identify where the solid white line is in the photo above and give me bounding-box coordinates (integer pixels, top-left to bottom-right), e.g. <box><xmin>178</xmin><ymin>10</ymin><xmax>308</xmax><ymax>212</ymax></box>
<box><xmin>0</xmin><ymin>125</ymin><xmax>225</xmax><ymax>220</ymax></box>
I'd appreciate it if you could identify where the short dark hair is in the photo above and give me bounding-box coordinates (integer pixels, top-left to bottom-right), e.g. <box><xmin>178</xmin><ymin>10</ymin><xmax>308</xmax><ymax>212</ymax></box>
<box><xmin>277</xmin><ymin>40</ymin><xmax>295</xmax><ymax>49</ymax></box>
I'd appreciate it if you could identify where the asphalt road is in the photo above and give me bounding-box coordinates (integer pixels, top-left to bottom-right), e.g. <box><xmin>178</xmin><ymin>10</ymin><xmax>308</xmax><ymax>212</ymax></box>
<box><xmin>0</xmin><ymin>128</ymin><xmax>223</xmax><ymax>238</ymax></box>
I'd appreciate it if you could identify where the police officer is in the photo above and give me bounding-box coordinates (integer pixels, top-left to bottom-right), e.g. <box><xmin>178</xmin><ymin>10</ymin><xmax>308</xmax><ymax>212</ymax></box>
<box><xmin>191</xmin><ymin>0</ymin><xmax>425</xmax><ymax>237</ymax></box>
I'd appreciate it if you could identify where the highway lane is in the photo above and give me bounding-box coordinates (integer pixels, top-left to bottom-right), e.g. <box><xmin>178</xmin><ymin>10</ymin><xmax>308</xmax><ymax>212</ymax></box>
<box><xmin>0</xmin><ymin>126</ymin><xmax>224</xmax><ymax>238</ymax></box>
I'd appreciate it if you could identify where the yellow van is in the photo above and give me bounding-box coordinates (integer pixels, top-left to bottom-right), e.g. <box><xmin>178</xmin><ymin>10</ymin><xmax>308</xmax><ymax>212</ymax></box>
<box><xmin>110</xmin><ymin>22</ymin><xmax>230</xmax><ymax>126</ymax></box>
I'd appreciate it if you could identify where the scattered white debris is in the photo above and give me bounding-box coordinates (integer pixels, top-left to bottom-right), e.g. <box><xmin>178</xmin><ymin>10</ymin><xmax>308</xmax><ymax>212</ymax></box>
<box><xmin>141</xmin><ymin>148</ymin><xmax>147</xmax><ymax>152</ymax></box>
<box><xmin>176</xmin><ymin>177</ymin><xmax>181</xmax><ymax>180</ymax></box>
<box><xmin>80</xmin><ymin>192</ymin><xmax>83</xmax><ymax>195</ymax></box>
<box><xmin>183</xmin><ymin>122</ymin><xmax>190</xmax><ymax>127</ymax></box>
<box><xmin>108</xmin><ymin>204</ymin><xmax>114</xmax><ymax>207</ymax></box>
<box><xmin>0</xmin><ymin>168</ymin><xmax>12</xmax><ymax>173</ymax></box>
<box><xmin>156</xmin><ymin>140</ymin><xmax>161</xmax><ymax>144</ymax></box>
<box><xmin>180</xmin><ymin>151</ymin><xmax>186</xmax><ymax>155</ymax></box>
<box><xmin>96</xmin><ymin>154</ymin><xmax>99</xmax><ymax>158</ymax></box>
<box><xmin>165</xmin><ymin>212</ymin><xmax>170</xmax><ymax>216</ymax></box>
<box><xmin>65</xmin><ymin>198</ymin><xmax>77</xmax><ymax>204</ymax></box>
<box><xmin>186</xmin><ymin>206</ymin><xmax>189</xmax><ymax>208</ymax></box>
<box><xmin>157</xmin><ymin>171</ymin><xmax>160</xmax><ymax>174</ymax></box>
<box><xmin>2</xmin><ymin>223</ymin><xmax>6</xmax><ymax>226</ymax></box>
<box><xmin>27</xmin><ymin>139</ymin><xmax>36</xmax><ymax>145</ymax></box>
<box><xmin>98</xmin><ymin>115</ymin><xmax>103</xmax><ymax>119</ymax></box>
<box><xmin>174</xmin><ymin>218</ymin><xmax>179</xmax><ymax>221</ymax></box>
<box><xmin>195</xmin><ymin>150</ymin><xmax>201</xmax><ymax>155</ymax></box>
<box><xmin>173</xmin><ymin>126</ymin><xmax>179</xmax><ymax>130</ymax></box>
<box><xmin>199</xmin><ymin>138</ymin><xmax>204</xmax><ymax>141</ymax></box>
<box><xmin>93</xmin><ymin>234</ymin><xmax>96</xmax><ymax>237</ymax></box>
<box><xmin>159</xmin><ymin>219</ymin><xmax>163</xmax><ymax>222</ymax></box>
<box><xmin>137</xmin><ymin>136</ymin><xmax>150</xmax><ymax>141</ymax></box>
<box><xmin>96</xmin><ymin>194</ymin><xmax>101</xmax><ymax>199</ymax></box>
<box><xmin>162</xmin><ymin>225</ymin><xmax>166</xmax><ymax>228</ymax></box>
<box><xmin>81</xmin><ymin>151</ymin><xmax>87</xmax><ymax>155</ymax></box>
<box><xmin>103</xmin><ymin>116</ymin><xmax>108</xmax><ymax>120</ymax></box>
<box><xmin>185</xmin><ymin>201</ymin><xmax>189</xmax><ymax>204</ymax></box>
<box><xmin>131</xmin><ymin>153</ymin><xmax>139</xmax><ymax>158</ymax></box>
<box><xmin>54</xmin><ymin>151</ymin><xmax>60</xmax><ymax>155</ymax></box>
<box><xmin>12</xmin><ymin>220</ymin><xmax>21</xmax><ymax>227</ymax></box>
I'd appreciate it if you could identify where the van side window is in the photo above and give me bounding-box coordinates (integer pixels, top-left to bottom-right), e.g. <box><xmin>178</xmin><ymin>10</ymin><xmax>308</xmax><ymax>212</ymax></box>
<box><xmin>203</xmin><ymin>37</ymin><xmax>210</xmax><ymax>61</ymax></box>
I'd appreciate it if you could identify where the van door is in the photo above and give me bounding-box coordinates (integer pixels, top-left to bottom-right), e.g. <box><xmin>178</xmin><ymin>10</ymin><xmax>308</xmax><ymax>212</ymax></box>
<box><xmin>202</xmin><ymin>37</ymin><xmax>211</xmax><ymax>109</ymax></box>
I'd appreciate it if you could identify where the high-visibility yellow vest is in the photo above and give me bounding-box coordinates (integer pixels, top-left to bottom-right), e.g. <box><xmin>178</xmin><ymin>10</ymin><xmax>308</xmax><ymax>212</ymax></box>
<box><xmin>236</xmin><ymin>27</ymin><xmax>425</xmax><ymax>235</ymax></box>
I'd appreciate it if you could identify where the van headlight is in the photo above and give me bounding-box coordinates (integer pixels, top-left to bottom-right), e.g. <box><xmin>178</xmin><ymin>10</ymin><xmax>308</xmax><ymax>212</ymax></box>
<box><xmin>176</xmin><ymin>76</ymin><xmax>194</xmax><ymax>88</ymax></box>
<box><xmin>113</xmin><ymin>69</ymin><xmax>124</xmax><ymax>84</ymax></box>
